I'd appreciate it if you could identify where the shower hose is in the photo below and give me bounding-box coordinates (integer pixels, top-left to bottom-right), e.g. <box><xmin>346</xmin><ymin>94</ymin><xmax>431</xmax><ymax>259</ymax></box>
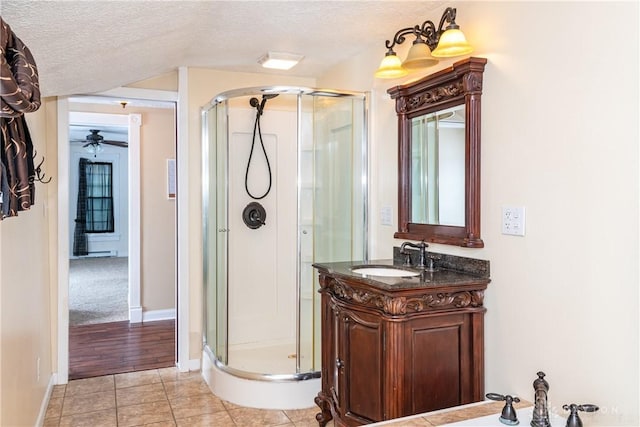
<box><xmin>244</xmin><ymin>97</ymin><xmax>272</xmax><ymax>200</ymax></box>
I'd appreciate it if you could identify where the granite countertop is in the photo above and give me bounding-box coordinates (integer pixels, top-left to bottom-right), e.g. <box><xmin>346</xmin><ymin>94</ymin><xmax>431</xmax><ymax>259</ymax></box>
<box><xmin>313</xmin><ymin>258</ymin><xmax>490</xmax><ymax>292</ymax></box>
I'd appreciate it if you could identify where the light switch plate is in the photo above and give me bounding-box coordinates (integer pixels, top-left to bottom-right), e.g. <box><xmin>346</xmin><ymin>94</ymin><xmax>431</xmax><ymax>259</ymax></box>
<box><xmin>502</xmin><ymin>206</ymin><xmax>525</xmax><ymax>236</ymax></box>
<box><xmin>381</xmin><ymin>205</ymin><xmax>393</xmax><ymax>226</ymax></box>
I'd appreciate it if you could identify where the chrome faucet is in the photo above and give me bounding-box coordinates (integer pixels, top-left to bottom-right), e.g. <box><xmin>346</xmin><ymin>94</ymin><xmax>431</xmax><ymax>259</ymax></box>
<box><xmin>531</xmin><ymin>371</ymin><xmax>551</xmax><ymax>427</ymax></box>
<box><xmin>400</xmin><ymin>241</ymin><xmax>428</xmax><ymax>269</ymax></box>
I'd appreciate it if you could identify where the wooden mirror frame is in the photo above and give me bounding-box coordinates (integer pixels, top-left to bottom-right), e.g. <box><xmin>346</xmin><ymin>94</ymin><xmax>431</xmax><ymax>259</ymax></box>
<box><xmin>388</xmin><ymin>57</ymin><xmax>486</xmax><ymax>248</ymax></box>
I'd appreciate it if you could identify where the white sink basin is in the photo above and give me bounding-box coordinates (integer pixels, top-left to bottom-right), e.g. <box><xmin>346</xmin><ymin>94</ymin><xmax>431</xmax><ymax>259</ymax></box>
<box><xmin>351</xmin><ymin>266</ymin><xmax>420</xmax><ymax>277</ymax></box>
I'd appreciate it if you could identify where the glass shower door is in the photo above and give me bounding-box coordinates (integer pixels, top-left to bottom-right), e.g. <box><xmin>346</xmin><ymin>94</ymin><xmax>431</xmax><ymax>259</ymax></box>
<box><xmin>298</xmin><ymin>94</ymin><xmax>367</xmax><ymax>372</ymax></box>
<box><xmin>203</xmin><ymin>100</ymin><xmax>229</xmax><ymax>365</ymax></box>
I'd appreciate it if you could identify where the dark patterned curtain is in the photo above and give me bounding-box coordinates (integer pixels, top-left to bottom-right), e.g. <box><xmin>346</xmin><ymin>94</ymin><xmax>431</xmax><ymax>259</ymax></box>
<box><xmin>0</xmin><ymin>17</ymin><xmax>41</xmax><ymax>219</ymax></box>
<box><xmin>73</xmin><ymin>158</ymin><xmax>90</xmax><ymax>256</ymax></box>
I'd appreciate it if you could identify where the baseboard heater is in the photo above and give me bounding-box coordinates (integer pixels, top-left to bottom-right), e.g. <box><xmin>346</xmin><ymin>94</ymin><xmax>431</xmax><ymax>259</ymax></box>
<box><xmin>82</xmin><ymin>250</ymin><xmax>118</xmax><ymax>258</ymax></box>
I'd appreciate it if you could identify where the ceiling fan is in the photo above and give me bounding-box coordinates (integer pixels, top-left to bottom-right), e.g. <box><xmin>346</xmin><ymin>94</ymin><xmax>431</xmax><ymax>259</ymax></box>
<box><xmin>72</xmin><ymin>129</ymin><xmax>128</xmax><ymax>154</ymax></box>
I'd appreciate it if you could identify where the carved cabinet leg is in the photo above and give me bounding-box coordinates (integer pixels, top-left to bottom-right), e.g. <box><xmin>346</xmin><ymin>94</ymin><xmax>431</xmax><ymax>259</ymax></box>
<box><xmin>314</xmin><ymin>393</ymin><xmax>333</xmax><ymax>427</ymax></box>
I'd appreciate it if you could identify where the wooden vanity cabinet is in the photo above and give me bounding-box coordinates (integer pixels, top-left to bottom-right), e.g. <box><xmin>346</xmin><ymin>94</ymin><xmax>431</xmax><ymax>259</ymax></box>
<box><xmin>315</xmin><ymin>271</ymin><xmax>488</xmax><ymax>427</ymax></box>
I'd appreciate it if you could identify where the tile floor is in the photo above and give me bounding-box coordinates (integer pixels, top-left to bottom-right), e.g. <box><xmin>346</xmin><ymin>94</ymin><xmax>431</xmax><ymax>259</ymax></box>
<box><xmin>44</xmin><ymin>367</ymin><xmax>325</xmax><ymax>427</ymax></box>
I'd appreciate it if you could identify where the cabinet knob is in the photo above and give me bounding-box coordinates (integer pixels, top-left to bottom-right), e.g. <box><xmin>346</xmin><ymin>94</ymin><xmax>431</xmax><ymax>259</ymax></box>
<box><xmin>336</xmin><ymin>358</ymin><xmax>344</xmax><ymax>369</ymax></box>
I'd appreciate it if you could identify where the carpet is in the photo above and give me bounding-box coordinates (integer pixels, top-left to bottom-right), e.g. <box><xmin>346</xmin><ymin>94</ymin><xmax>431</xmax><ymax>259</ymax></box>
<box><xmin>69</xmin><ymin>257</ymin><xmax>128</xmax><ymax>326</ymax></box>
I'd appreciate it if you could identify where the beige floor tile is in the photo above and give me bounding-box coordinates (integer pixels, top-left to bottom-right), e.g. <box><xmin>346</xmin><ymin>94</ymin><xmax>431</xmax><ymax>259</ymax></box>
<box><xmin>43</xmin><ymin>417</ymin><xmax>60</xmax><ymax>427</ymax></box>
<box><xmin>175</xmin><ymin>411</ymin><xmax>236</xmax><ymax>427</ymax></box>
<box><xmin>163</xmin><ymin>376</ymin><xmax>212</xmax><ymax>400</ymax></box>
<box><xmin>116</xmin><ymin>382</ymin><xmax>168</xmax><ymax>407</ymax></box>
<box><xmin>58</xmin><ymin>408</ymin><xmax>117</xmax><ymax>427</ymax></box>
<box><xmin>284</xmin><ymin>406</ymin><xmax>319</xmax><ymax>423</ymax></box>
<box><xmin>228</xmin><ymin>407</ymin><xmax>293</xmax><ymax>426</ymax></box>
<box><xmin>51</xmin><ymin>384</ymin><xmax>67</xmax><ymax>399</ymax></box>
<box><xmin>61</xmin><ymin>390</ymin><xmax>116</xmax><ymax>416</ymax></box>
<box><xmin>222</xmin><ymin>399</ymin><xmax>243</xmax><ymax>411</ymax></box>
<box><xmin>115</xmin><ymin>369</ymin><xmax>162</xmax><ymax>389</ymax></box>
<box><xmin>65</xmin><ymin>375</ymin><xmax>114</xmax><ymax>395</ymax></box>
<box><xmin>117</xmin><ymin>400</ymin><xmax>174</xmax><ymax>427</ymax></box>
<box><xmin>158</xmin><ymin>367</ymin><xmax>202</xmax><ymax>383</ymax></box>
<box><xmin>382</xmin><ymin>416</ymin><xmax>434</xmax><ymax>426</ymax></box>
<box><xmin>45</xmin><ymin>397</ymin><xmax>64</xmax><ymax>419</ymax></box>
<box><xmin>141</xmin><ymin>421</ymin><xmax>177</xmax><ymax>427</ymax></box>
<box><xmin>170</xmin><ymin>393</ymin><xmax>226</xmax><ymax>419</ymax></box>
<box><xmin>292</xmin><ymin>419</ymin><xmax>322</xmax><ymax>427</ymax></box>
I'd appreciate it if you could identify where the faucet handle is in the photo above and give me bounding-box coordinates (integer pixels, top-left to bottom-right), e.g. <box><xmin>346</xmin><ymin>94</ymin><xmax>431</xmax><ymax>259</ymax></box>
<box><xmin>487</xmin><ymin>393</ymin><xmax>520</xmax><ymax>402</ymax></box>
<box><xmin>563</xmin><ymin>404</ymin><xmax>599</xmax><ymax>427</ymax></box>
<box><xmin>402</xmin><ymin>253</ymin><xmax>412</xmax><ymax>266</ymax></box>
<box><xmin>486</xmin><ymin>393</ymin><xmax>520</xmax><ymax>425</ymax></box>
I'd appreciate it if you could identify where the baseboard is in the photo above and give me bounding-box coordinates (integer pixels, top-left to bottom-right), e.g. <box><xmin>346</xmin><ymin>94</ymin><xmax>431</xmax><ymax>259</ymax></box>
<box><xmin>175</xmin><ymin>358</ymin><xmax>201</xmax><ymax>372</ymax></box>
<box><xmin>36</xmin><ymin>373</ymin><xmax>57</xmax><ymax>427</ymax></box>
<box><xmin>130</xmin><ymin>306</ymin><xmax>143</xmax><ymax>323</ymax></box>
<box><xmin>142</xmin><ymin>308</ymin><xmax>176</xmax><ymax>322</ymax></box>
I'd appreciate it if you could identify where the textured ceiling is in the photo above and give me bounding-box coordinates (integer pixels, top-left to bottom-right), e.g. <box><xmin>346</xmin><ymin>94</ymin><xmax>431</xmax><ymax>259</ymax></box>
<box><xmin>1</xmin><ymin>0</ymin><xmax>448</xmax><ymax>97</ymax></box>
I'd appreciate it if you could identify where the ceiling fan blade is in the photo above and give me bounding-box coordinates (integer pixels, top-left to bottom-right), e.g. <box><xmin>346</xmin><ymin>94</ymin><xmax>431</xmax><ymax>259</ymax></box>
<box><xmin>101</xmin><ymin>140</ymin><xmax>128</xmax><ymax>148</ymax></box>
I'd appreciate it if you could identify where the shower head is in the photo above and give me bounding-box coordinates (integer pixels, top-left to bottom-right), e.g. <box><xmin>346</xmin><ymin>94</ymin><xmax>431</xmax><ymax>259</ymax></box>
<box><xmin>250</xmin><ymin>94</ymin><xmax>279</xmax><ymax>116</ymax></box>
<box><xmin>259</xmin><ymin>93</ymin><xmax>278</xmax><ymax>114</ymax></box>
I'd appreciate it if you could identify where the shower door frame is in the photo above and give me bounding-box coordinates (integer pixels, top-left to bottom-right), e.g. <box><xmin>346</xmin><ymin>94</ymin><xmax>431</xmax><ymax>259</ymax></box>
<box><xmin>202</xmin><ymin>86</ymin><xmax>369</xmax><ymax>382</ymax></box>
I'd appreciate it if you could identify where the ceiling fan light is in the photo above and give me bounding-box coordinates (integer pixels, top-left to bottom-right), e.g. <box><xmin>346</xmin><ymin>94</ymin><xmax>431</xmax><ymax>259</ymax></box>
<box><xmin>375</xmin><ymin>53</ymin><xmax>408</xmax><ymax>79</ymax></box>
<box><xmin>402</xmin><ymin>40</ymin><xmax>439</xmax><ymax>70</ymax></box>
<box><xmin>431</xmin><ymin>28</ymin><xmax>473</xmax><ymax>58</ymax></box>
<box><xmin>85</xmin><ymin>143</ymin><xmax>104</xmax><ymax>155</ymax></box>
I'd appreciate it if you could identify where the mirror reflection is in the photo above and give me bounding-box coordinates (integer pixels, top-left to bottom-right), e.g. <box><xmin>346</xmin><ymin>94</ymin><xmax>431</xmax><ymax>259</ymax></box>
<box><xmin>410</xmin><ymin>105</ymin><xmax>465</xmax><ymax>226</ymax></box>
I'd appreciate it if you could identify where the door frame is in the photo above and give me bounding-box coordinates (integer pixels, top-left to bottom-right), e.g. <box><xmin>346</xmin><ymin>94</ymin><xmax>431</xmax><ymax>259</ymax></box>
<box><xmin>68</xmin><ymin>111</ymin><xmax>142</xmax><ymax>321</ymax></box>
<box><xmin>56</xmin><ymin>86</ymin><xmax>188</xmax><ymax>383</ymax></box>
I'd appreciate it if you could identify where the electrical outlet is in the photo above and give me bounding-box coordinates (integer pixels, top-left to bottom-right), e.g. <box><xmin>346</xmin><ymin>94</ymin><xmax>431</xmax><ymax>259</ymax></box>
<box><xmin>502</xmin><ymin>206</ymin><xmax>526</xmax><ymax>236</ymax></box>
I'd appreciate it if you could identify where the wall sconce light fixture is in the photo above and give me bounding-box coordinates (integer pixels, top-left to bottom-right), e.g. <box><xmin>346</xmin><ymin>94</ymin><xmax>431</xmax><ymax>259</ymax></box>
<box><xmin>375</xmin><ymin>7</ymin><xmax>473</xmax><ymax>79</ymax></box>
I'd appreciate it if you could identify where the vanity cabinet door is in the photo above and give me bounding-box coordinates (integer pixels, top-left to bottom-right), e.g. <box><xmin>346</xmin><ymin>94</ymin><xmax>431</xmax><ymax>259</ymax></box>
<box><xmin>337</xmin><ymin>307</ymin><xmax>384</xmax><ymax>425</ymax></box>
<box><xmin>402</xmin><ymin>311</ymin><xmax>482</xmax><ymax>414</ymax></box>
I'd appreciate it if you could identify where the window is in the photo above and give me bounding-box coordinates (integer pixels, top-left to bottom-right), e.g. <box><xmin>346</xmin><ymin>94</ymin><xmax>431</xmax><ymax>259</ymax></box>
<box><xmin>85</xmin><ymin>161</ymin><xmax>114</xmax><ymax>233</ymax></box>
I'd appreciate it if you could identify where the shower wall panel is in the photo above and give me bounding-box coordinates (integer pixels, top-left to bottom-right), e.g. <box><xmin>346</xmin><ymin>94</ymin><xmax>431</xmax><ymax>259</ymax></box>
<box><xmin>227</xmin><ymin>108</ymin><xmax>298</xmax><ymax>350</ymax></box>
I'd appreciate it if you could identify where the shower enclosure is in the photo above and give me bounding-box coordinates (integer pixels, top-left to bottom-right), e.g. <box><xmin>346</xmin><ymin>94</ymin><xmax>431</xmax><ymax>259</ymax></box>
<box><xmin>201</xmin><ymin>87</ymin><xmax>368</xmax><ymax>408</ymax></box>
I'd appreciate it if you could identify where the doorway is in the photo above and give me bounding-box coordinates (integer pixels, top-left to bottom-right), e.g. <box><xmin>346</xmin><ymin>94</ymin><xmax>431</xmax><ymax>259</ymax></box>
<box><xmin>59</xmin><ymin>94</ymin><xmax>179</xmax><ymax>380</ymax></box>
<box><xmin>68</xmin><ymin>119</ymin><xmax>130</xmax><ymax>327</ymax></box>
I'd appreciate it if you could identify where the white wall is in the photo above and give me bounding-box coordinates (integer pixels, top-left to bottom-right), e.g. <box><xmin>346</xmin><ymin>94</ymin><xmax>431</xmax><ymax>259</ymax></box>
<box><xmin>319</xmin><ymin>1</ymin><xmax>638</xmax><ymax>425</ymax></box>
<box><xmin>0</xmin><ymin>103</ymin><xmax>54</xmax><ymax>427</ymax></box>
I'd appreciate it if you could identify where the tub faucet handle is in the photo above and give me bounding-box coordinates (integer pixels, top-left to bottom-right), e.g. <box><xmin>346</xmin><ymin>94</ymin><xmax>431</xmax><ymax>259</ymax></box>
<box><xmin>563</xmin><ymin>403</ymin><xmax>599</xmax><ymax>427</ymax></box>
<box><xmin>486</xmin><ymin>393</ymin><xmax>520</xmax><ymax>425</ymax></box>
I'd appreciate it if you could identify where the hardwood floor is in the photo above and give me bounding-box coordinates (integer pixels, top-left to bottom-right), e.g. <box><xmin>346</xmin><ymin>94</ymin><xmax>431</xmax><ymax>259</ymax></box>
<box><xmin>69</xmin><ymin>319</ymin><xmax>175</xmax><ymax>380</ymax></box>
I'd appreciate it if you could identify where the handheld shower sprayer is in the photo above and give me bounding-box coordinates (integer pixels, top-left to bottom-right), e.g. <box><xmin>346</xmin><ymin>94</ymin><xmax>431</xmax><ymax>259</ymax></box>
<box><xmin>250</xmin><ymin>94</ymin><xmax>278</xmax><ymax>116</ymax></box>
<box><xmin>244</xmin><ymin>93</ymin><xmax>280</xmax><ymax>206</ymax></box>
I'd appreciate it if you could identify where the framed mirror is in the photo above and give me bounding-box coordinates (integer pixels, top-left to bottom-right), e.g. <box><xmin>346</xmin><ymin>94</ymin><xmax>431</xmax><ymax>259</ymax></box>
<box><xmin>388</xmin><ymin>57</ymin><xmax>486</xmax><ymax>247</ymax></box>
